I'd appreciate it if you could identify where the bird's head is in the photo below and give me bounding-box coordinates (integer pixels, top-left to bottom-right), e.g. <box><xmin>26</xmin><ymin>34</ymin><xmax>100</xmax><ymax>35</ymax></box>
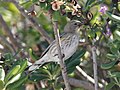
<box><xmin>64</xmin><ymin>20</ymin><xmax>83</xmax><ymax>33</ymax></box>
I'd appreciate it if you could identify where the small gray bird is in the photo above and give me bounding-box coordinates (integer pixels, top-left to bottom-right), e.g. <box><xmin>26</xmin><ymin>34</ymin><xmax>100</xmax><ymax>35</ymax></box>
<box><xmin>29</xmin><ymin>20</ymin><xmax>83</xmax><ymax>71</ymax></box>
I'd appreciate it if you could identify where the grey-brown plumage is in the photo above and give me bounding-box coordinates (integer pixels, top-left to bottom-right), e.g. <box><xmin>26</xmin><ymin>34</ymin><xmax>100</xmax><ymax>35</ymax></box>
<box><xmin>29</xmin><ymin>20</ymin><xmax>82</xmax><ymax>71</ymax></box>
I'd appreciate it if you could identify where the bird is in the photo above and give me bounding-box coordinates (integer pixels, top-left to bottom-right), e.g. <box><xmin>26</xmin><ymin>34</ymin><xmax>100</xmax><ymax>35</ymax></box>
<box><xmin>28</xmin><ymin>20</ymin><xmax>83</xmax><ymax>71</ymax></box>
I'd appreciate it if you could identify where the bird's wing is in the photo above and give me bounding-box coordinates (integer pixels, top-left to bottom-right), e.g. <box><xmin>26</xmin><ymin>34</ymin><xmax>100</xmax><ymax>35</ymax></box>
<box><xmin>60</xmin><ymin>32</ymin><xmax>66</xmax><ymax>38</ymax></box>
<box><xmin>41</xmin><ymin>32</ymin><xmax>67</xmax><ymax>57</ymax></box>
<box><xmin>28</xmin><ymin>33</ymin><xmax>71</xmax><ymax>71</ymax></box>
<box><xmin>41</xmin><ymin>40</ymin><xmax>55</xmax><ymax>57</ymax></box>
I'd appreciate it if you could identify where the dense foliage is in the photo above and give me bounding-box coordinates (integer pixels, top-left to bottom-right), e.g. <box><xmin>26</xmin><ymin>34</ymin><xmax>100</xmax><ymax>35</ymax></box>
<box><xmin>0</xmin><ymin>0</ymin><xmax>120</xmax><ymax>90</ymax></box>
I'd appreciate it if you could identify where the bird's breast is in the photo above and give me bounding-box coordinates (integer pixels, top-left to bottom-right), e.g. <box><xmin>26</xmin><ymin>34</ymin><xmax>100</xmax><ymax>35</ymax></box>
<box><xmin>62</xmin><ymin>35</ymin><xmax>79</xmax><ymax>60</ymax></box>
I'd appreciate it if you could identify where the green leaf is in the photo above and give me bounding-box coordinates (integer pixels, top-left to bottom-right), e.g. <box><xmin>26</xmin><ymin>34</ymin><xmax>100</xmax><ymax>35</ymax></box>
<box><xmin>0</xmin><ymin>66</ymin><xmax>5</xmax><ymax>81</ymax></box>
<box><xmin>5</xmin><ymin>65</ymin><xmax>21</xmax><ymax>83</ymax></box>
<box><xmin>32</xmin><ymin>0</ymin><xmax>39</xmax><ymax>3</ymax></box>
<box><xmin>114</xmin><ymin>31</ymin><xmax>120</xmax><ymax>41</ymax></box>
<box><xmin>106</xmin><ymin>12</ymin><xmax>120</xmax><ymax>22</ymax></box>
<box><xmin>30</xmin><ymin>68</ymin><xmax>50</xmax><ymax>81</ymax></box>
<box><xmin>4</xmin><ymin>53</ymin><xmax>12</xmax><ymax>60</ymax></box>
<box><xmin>85</xmin><ymin>0</ymin><xmax>95</xmax><ymax>7</ymax></box>
<box><xmin>85</xmin><ymin>0</ymin><xmax>95</xmax><ymax>11</ymax></box>
<box><xmin>106</xmin><ymin>54</ymin><xmax>117</xmax><ymax>59</ymax></box>
<box><xmin>101</xmin><ymin>61</ymin><xmax>117</xmax><ymax>69</ymax></box>
<box><xmin>53</xmin><ymin>11</ymin><xmax>60</xmax><ymax>21</ymax></box>
<box><xmin>0</xmin><ymin>80</ymin><xmax>4</xmax><ymax>90</ymax></box>
<box><xmin>40</xmin><ymin>2</ymin><xmax>48</xmax><ymax>9</ymax></box>
<box><xmin>66</xmin><ymin>49</ymin><xmax>86</xmax><ymax>73</ymax></box>
<box><xmin>29</xmin><ymin>48</ymin><xmax>38</xmax><ymax>61</ymax></box>
<box><xmin>30</xmin><ymin>73</ymin><xmax>49</xmax><ymax>81</ymax></box>
<box><xmin>87</xmin><ymin>29</ymin><xmax>96</xmax><ymax>38</ymax></box>
<box><xmin>18</xmin><ymin>60</ymin><xmax>28</xmax><ymax>73</ymax></box>
<box><xmin>110</xmin><ymin>46</ymin><xmax>118</xmax><ymax>54</ymax></box>
<box><xmin>7</xmin><ymin>76</ymin><xmax>28</xmax><ymax>89</ymax></box>
<box><xmin>21</xmin><ymin>1</ymin><xmax>33</xmax><ymax>9</ymax></box>
<box><xmin>118</xmin><ymin>2</ymin><xmax>120</xmax><ymax>11</ymax></box>
<box><xmin>105</xmin><ymin>82</ymin><xmax>115</xmax><ymax>90</ymax></box>
<box><xmin>6</xmin><ymin>73</ymin><xmax>21</xmax><ymax>87</ymax></box>
<box><xmin>110</xmin><ymin>72</ymin><xmax>120</xmax><ymax>77</ymax></box>
<box><xmin>1</xmin><ymin>2</ymin><xmax>19</xmax><ymax>14</ymax></box>
<box><xmin>90</xmin><ymin>0</ymin><xmax>103</xmax><ymax>8</ymax></box>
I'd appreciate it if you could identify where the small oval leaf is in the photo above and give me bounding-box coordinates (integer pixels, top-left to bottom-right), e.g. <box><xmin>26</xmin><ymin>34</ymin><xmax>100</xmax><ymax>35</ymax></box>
<box><xmin>0</xmin><ymin>66</ymin><xmax>5</xmax><ymax>81</ymax></box>
<box><xmin>6</xmin><ymin>73</ymin><xmax>21</xmax><ymax>87</ymax></box>
<box><xmin>106</xmin><ymin>54</ymin><xmax>117</xmax><ymax>59</ymax></box>
<box><xmin>18</xmin><ymin>60</ymin><xmax>27</xmax><ymax>73</ymax></box>
<box><xmin>106</xmin><ymin>12</ymin><xmax>120</xmax><ymax>22</ymax></box>
<box><xmin>101</xmin><ymin>61</ymin><xmax>117</xmax><ymax>69</ymax></box>
<box><xmin>5</xmin><ymin>65</ymin><xmax>20</xmax><ymax>83</ymax></box>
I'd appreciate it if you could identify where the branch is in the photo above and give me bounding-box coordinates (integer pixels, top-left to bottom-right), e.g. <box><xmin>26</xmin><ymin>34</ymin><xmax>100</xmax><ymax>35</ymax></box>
<box><xmin>68</xmin><ymin>78</ymin><xmax>97</xmax><ymax>90</ymax></box>
<box><xmin>0</xmin><ymin>14</ymin><xmax>20</xmax><ymax>52</ymax></box>
<box><xmin>76</xmin><ymin>66</ymin><xmax>103</xmax><ymax>88</ymax></box>
<box><xmin>53</xmin><ymin>21</ymin><xmax>71</xmax><ymax>90</ymax></box>
<box><xmin>4</xmin><ymin>0</ymin><xmax>53</xmax><ymax>44</ymax></box>
<box><xmin>58</xmin><ymin>76</ymin><xmax>103</xmax><ymax>90</ymax></box>
<box><xmin>0</xmin><ymin>35</ymin><xmax>16</xmax><ymax>54</ymax></box>
<box><xmin>91</xmin><ymin>41</ymin><xmax>98</xmax><ymax>90</ymax></box>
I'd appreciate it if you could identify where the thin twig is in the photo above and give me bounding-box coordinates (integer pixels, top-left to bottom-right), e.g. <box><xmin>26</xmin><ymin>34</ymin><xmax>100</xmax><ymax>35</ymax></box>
<box><xmin>0</xmin><ymin>14</ymin><xmax>19</xmax><ymax>52</ymax></box>
<box><xmin>92</xmin><ymin>40</ymin><xmax>98</xmax><ymax>90</ymax></box>
<box><xmin>53</xmin><ymin>21</ymin><xmax>71</xmax><ymax>90</ymax></box>
<box><xmin>79</xmin><ymin>42</ymin><xmax>89</xmax><ymax>46</ymax></box>
<box><xmin>76</xmin><ymin>66</ymin><xmax>103</xmax><ymax>88</ymax></box>
<box><xmin>4</xmin><ymin>0</ymin><xmax>53</xmax><ymax>44</ymax></box>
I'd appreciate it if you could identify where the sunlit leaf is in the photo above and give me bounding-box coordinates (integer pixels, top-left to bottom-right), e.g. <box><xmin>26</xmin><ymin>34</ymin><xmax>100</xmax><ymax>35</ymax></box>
<box><xmin>1</xmin><ymin>2</ymin><xmax>19</xmax><ymax>14</ymax></box>
<box><xmin>7</xmin><ymin>76</ymin><xmax>28</xmax><ymax>89</ymax></box>
<box><xmin>6</xmin><ymin>73</ymin><xmax>21</xmax><ymax>87</ymax></box>
<box><xmin>29</xmin><ymin>48</ymin><xmax>39</xmax><ymax>61</ymax></box>
<box><xmin>5</xmin><ymin>65</ymin><xmax>20</xmax><ymax>83</ymax></box>
<box><xmin>18</xmin><ymin>59</ymin><xmax>28</xmax><ymax>73</ymax></box>
<box><xmin>106</xmin><ymin>12</ymin><xmax>120</xmax><ymax>22</ymax></box>
<box><xmin>0</xmin><ymin>66</ymin><xmax>5</xmax><ymax>81</ymax></box>
<box><xmin>118</xmin><ymin>2</ymin><xmax>120</xmax><ymax>11</ymax></box>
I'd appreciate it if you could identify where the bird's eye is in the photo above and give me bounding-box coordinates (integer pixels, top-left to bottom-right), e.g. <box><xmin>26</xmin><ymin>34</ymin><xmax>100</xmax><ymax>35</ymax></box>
<box><xmin>74</xmin><ymin>23</ymin><xmax>78</xmax><ymax>25</ymax></box>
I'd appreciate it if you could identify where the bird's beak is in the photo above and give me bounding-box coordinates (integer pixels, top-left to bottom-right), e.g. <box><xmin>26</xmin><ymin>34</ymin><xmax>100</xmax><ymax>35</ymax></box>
<box><xmin>78</xmin><ymin>21</ymin><xmax>84</xmax><ymax>27</ymax></box>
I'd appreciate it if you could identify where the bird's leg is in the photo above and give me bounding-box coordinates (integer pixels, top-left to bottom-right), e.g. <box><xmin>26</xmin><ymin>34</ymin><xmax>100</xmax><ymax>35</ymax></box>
<box><xmin>62</xmin><ymin>53</ymin><xmax>65</xmax><ymax>59</ymax></box>
<box><xmin>60</xmin><ymin>53</ymin><xmax>67</xmax><ymax>74</ymax></box>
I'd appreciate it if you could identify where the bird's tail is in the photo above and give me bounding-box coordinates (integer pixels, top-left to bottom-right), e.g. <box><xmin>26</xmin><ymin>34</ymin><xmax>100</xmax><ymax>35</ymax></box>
<box><xmin>28</xmin><ymin>59</ymin><xmax>45</xmax><ymax>71</ymax></box>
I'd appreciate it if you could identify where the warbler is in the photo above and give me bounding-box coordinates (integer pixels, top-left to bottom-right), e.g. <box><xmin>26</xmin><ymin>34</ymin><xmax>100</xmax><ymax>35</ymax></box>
<box><xmin>29</xmin><ymin>20</ymin><xmax>83</xmax><ymax>71</ymax></box>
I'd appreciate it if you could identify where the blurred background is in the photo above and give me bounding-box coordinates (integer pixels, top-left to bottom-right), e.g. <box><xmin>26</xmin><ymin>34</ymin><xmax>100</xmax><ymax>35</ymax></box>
<box><xmin>0</xmin><ymin>0</ymin><xmax>120</xmax><ymax>90</ymax></box>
